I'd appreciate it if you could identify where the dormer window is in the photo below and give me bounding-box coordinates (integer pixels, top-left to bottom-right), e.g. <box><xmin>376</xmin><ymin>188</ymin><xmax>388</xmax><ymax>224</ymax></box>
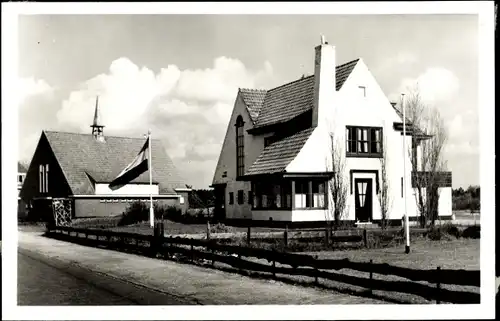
<box><xmin>235</xmin><ymin>116</ymin><xmax>245</xmax><ymax>177</ymax></box>
<box><xmin>264</xmin><ymin>136</ymin><xmax>279</xmax><ymax>147</ymax></box>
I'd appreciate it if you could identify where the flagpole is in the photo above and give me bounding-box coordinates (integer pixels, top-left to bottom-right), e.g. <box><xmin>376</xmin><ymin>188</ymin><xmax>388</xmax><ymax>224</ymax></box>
<box><xmin>402</xmin><ymin>93</ymin><xmax>410</xmax><ymax>254</ymax></box>
<box><xmin>148</xmin><ymin>129</ymin><xmax>154</xmax><ymax>228</ymax></box>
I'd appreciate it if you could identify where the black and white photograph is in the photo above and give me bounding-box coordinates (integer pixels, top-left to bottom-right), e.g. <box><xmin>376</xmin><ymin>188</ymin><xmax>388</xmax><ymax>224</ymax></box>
<box><xmin>2</xmin><ymin>2</ymin><xmax>495</xmax><ymax>320</ymax></box>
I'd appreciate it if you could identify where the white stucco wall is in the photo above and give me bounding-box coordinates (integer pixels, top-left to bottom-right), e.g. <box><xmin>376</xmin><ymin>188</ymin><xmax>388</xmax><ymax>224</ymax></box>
<box><xmin>224</xmin><ymin>180</ymin><xmax>252</xmax><ymax>219</ymax></box>
<box><xmin>94</xmin><ymin>183</ymin><xmax>159</xmax><ymax>195</ymax></box>
<box><xmin>292</xmin><ymin>209</ymin><xmax>330</xmax><ymax>222</ymax></box>
<box><xmin>252</xmin><ymin>210</ymin><xmax>292</xmax><ymax>221</ymax></box>
<box><xmin>438</xmin><ymin>187</ymin><xmax>452</xmax><ymax>217</ymax></box>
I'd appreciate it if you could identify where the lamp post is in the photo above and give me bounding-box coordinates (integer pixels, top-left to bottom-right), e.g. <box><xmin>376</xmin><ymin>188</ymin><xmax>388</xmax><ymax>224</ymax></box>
<box><xmin>402</xmin><ymin>93</ymin><xmax>410</xmax><ymax>254</ymax></box>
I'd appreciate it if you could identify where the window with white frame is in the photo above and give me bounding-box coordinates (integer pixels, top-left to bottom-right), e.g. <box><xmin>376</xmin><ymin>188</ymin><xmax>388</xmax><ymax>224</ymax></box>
<box><xmin>346</xmin><ymin>126</ymin><xmax>383</xmax><ymax>157</ymax></box>
<box><xmin>294</xmin><ymin>181</ymin><xmax>309</xmax><ymax>208</ymax></box>
<box><xmin>312</xmin><ymin>181</ymin><xmax>326</xmax><ymax>208</ymax></box>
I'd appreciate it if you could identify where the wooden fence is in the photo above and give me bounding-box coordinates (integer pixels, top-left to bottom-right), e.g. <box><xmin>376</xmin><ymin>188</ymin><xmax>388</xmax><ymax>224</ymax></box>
<box><xmin>46</xmin><ymin>226</ymin><xmax>480</xmax><ymax>304</ymax></box>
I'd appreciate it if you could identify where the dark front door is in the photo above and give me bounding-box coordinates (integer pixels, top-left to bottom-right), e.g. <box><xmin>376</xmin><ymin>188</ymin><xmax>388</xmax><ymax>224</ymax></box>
<box><xmin>355</xmin><ymin>178</ymin><xmax>372</xmax><ymax>222</ymax></box>
<box><xmin>30</xmin><ymin>199</ymin><xmax>54</xmax><ymax>224</ymax></box>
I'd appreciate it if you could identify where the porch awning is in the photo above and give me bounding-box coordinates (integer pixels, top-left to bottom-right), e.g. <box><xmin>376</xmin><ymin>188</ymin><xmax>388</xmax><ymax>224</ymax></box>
<box><xmin>238</xmin><ymin>171</ymin><xmax>335</xmax><ymax>181</ymax></box>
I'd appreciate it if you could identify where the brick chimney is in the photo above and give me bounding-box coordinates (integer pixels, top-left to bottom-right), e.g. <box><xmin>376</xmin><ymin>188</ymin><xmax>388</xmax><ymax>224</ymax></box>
<box><xmin>312</xmin><ymin>35</ymin><xmax>336</xmax><ymax>128</ymax></box>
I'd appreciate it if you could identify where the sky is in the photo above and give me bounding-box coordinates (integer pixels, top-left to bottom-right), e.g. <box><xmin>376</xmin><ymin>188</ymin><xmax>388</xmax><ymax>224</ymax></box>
<box><xmin>17</xmin><ymin>14</ymin><xmax>479</xmax><ymax>189</ymax></box>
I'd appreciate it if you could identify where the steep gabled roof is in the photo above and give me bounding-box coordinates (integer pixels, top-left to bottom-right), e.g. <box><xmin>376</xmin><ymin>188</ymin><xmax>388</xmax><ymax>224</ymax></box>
<box><xmin>239</xmin><ymin>88</ymin><xmax>267</xmax><ymax>123</ymax></box>
<box><xmin>245</xmin><ymin>127</ymin><xmax>315</xmax><ymax>176</ymax></box>
<box><xmin>43</xmin><ymin>131</ymin><xmax>185</xmax><ymax>195</ymax></box>
<box><xmin>238</xmin><ymin>59</ymin><xmax>359</xmax><ymax>128</ymax></box>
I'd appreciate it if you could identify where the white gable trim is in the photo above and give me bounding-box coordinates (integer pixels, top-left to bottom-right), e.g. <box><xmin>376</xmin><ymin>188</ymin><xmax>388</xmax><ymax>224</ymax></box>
<box><xmin>174</xmin><ymin>188</ymin><xmax>192</xmax><ymax>192</ymax></box>
<box><xmin>94</xmin><ymin>183</ymin><xmax>159</xmax><ymax>195</ymax></box>
<box><xmin>72</xmin><ymin>194</ymin><xmax>180</xmax><ymax>198</ymax></box>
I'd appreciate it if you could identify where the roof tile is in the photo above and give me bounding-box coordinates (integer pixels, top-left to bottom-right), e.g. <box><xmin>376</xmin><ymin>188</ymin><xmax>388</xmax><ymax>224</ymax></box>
<box><xmin>239</xmin><ymin>89</ymin><xmax>267</xmax><ymax>123</ymax></box>
<box><xmin>43</xmin><ymin>131</ymin><xmax>185</xmax><ymax>195</ymax></box>
<box><xmin>245</xmin><ymin>127</ymin><xmax>315</xmax><ymax>176</ymax></box>
<box><xmin>240</xmin><ymin>59</ymin><xmax>359</xmax><ymax>128</ymax></box>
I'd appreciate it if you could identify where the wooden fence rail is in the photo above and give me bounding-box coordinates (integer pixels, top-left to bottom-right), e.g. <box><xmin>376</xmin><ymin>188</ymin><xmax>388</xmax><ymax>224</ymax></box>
<box><xmin>46</xmin><ymin>226</ymin><xmax>480</xmax><ymax>304</ymax></box>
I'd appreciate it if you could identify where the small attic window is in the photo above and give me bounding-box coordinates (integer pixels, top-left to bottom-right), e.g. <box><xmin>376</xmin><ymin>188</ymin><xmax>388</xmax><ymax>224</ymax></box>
<box><xmin>358</xmin><ymin>86</ymin><xmax>366</xmax><ymax>98</ymax></box>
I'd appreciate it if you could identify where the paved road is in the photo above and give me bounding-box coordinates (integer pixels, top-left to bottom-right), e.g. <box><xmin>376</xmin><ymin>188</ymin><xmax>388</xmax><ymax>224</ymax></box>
<box><xmin>18</xmin><ymin>249</ymin><xmax>192</xmax><ymax>305</ymax></box>
<box><xmin>17</xmin><ymin>230</ymin><xmax>384</xmax><ymax>305</ymax></box>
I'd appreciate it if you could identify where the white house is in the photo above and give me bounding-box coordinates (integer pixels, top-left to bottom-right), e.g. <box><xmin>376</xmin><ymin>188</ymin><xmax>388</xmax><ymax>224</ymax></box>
<box><xmin>211</xmin><ymin>38</ymin><xmax>452</xmax><ymax>226</ymax></box>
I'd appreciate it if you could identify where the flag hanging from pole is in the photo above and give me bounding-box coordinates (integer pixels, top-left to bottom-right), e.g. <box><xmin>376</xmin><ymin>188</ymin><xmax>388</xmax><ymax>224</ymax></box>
<box><xmin>108</xmin><ymin>137</ymin><xmax>149</xmax><ymax>191</ymax></box>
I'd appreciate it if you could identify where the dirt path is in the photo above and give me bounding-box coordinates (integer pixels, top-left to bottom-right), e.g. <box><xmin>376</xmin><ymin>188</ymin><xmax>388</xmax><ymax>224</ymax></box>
<box><xmin>18</xmin><ymin>231</ymin><xmax>385</xmax><ymax>305</ymax></box>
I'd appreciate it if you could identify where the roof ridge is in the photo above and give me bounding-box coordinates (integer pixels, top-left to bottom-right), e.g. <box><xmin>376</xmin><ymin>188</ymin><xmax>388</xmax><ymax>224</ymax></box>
<box><xmin>336</xmin><ymin>58</ymin><xmax>360</xmax><ymax>68</ymax></box>
<box><xmin>239</xmin><ymin>88</ymin><xmax>267</xmax><ymax>92</ymax></box>
<box><xmin>265</xmin><ymin>58</ymin><xmax>360</xmax><ymax>94</ymax></box>
<box><xmin>267</xmin><ymin>74</ymin><xmax>314</xmax><ymax>93</ymax></box>
<box><xmin>43</xmin><ymin>130</ymin><xmax>160</xmax><ymax>141</ymax></box>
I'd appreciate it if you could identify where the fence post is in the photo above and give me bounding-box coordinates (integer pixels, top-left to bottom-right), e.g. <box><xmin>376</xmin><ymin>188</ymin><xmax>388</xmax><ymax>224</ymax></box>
<box><xmin>272</xmin><ymin>249</ymin><xmax>276</xmax><ymax>279</ymax></box>
<box><xmin>436</xmin><ymin>266</ymin><xmax>441</xmax><ymax>304</ymax></box>
<box><xmin>363</xmin><ymin>229</ymin><xmax>368</xmax><ymax>248</ymax></box>
<box><xmin>284</xmin><ymin>225</ymin><xmax>288</xmax><ymax>249</ymax></box>
<box><xmin>325</xmin><ymin>226</ymin><xmax>330</xmax><ymax>246</ymax></box>
<box><xmin>369</xmin><ymin>259</ymin><xmax>373</xmax><ymax>295</ymax></box>
<box><xmin>314</xmin><ymin>255</ymin><xmax>319</xmax><ymax>285</ymax></box>
<box><xmin>247</xmin><ymin>226</ymin><xmax>251</xmax><ymax>245</ymax></box>
<box><xmin>211</xmin><ymin>242</ymin><xmax>215</xmax><ymax>267</ymax></box>
<box><xmin>207</xmin><ymin>221</ymin><xmax>211</xmax><ymax>241</ymax></box>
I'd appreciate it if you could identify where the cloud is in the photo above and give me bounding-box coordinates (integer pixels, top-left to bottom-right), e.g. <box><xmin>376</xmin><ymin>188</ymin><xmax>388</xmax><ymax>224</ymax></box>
<box><xmin>395</xmin><ymin>52</ymin><xmax>418</xmax><ymax>65</ymax></box>
<box><xmin>20</xmin><ymin>56</ymin><xmax>274</xmax><ymax>188</ymax></box>
<box><xmin>397</xmin><ymin>67</ymin><xmax>460</xmax><ymax>104</ymax></box>
<box><xmin>17</xmin><ymin>77</ymin><xmax>53</xmax><ymax>104</ymax></box>
<box><xmin>373</xmin><ymin>51</ymin><xmax>418</xmax><ymax>77</ymax></box>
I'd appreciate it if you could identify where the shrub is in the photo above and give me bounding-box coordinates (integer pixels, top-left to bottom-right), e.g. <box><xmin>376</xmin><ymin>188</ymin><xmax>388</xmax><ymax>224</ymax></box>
<box><xmin>427</xmin><ymin>227</ymin><xmax>442</xmax><ymax>241</ymax></box>
<box><xmin>72</xmin><ymin>216</ymin><xmax>122</xmax><ymax>229</ymax></box>
<box><xmin>118</xmin><ymin>201</ymin><xmax>149</xmax><ymax>226</ymax></box>
<box><xmin>439</xmin><ymin>223</ymin><xmax>462</xmax><ymax>239</ymax></box>
<box><xmin>156</xmin><ymin>205</ymin><xmax>182</xmax><ymax>220</ymax></box>
<box><xmin>427</xmin><ymin>226</ymin><xmax>455</xmax><ymax>241</ymax></box>
<box><xmin>210</xmin><ymin>223</ymin><xmax>234</xmax><ymax>234</ymax></box>
<box><xmin>462</xmin><ymin>225</ymin><xmax>480</xmax><ymax>239</ymax></box>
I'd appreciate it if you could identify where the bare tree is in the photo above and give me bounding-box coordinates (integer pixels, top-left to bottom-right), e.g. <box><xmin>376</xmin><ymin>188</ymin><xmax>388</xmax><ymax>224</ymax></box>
<box><xmin>377</xmin><ymin>137</ymin><xmax>392</xmax><ymax>229</ymax></box>
<box><xmin>327</xmin><ymin>132</ymin><xmax>349</xmax><ymax>231</ymax></box>
<box><xmin>403</xmin><ymin>87</ymin><xmax>448</xmax><ymax>227</ymax></box>
<box><xmin>20</xmin><ymin>159</ymin><xmax>31</xmax><ymax>171</ymax></box>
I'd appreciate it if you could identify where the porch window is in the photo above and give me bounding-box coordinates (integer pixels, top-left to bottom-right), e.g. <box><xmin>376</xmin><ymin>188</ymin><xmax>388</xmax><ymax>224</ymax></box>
<box><xmin>295</xmin><ymin>181</ymin><xmax>308</xmax><ymax>208</ymax></box>
<box><xmin>346</xmin><ymin>126</ymin><xmax>383</xmax><ymax>157</ymax></box>
<box><xmin>312</xmin><ymin>181</ymin><xmax>326</xmax><ymax>208</ymax></box>
<box><xmin>252</xmin><ymin>181</ymin><xmax>292</xmax><ymax>210</ymax></box>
